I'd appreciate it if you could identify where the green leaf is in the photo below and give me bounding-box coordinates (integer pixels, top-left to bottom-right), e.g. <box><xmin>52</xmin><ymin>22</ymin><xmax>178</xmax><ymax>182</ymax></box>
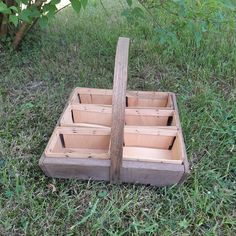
<box><xmin>9</xmin><ymin>15</ymin><xmax>18</xmax><ymax>27</ymax></box>
<box><xmin>70</xmin><ymin>0</ymin><xmax>81</xmax><ymax>13</ymax></box>
<box><xmin>81</xmin><ymin>0</ymin><xmax>88</xmax><ymax>9</ymax></box>
<box><xmin>19</xmin><ymin>9</ymin><xmax>31</xmax><ymax>22</ymax></box>
<box><xmin>28</xmin><ymin>6</ymin><xmax>41</xmax><ymax>18</ymax></box>
<box><xmin>10</xmin><ymin>6</ymin><xmax>18</xmax><ymax>13</ymax></box>
<box><xmin>46</xmin><ymin>5</ymin><xmax>57</xmax><ymax>20</ymax></box>
<box><xmin>21</xmin><ymin>0</ymin><xmax>29</xmax><ymax>4</ymax></box>
<box><xmin>39</xmin><ymin>16</ymin><xmax>48</xmax><ymax>29</ymax></box>
<box><xmin>5</xmin><ymin>190</ymin><xmax>14</xmax><ymax>198</ymax></box>
<box><xmin>98</xmin><ymin>190</ymin><xmax>108</xmax><ymax>198</ymax></box>
<box><xmin>0</xmin><ymin>2</ymin><xmax>11</xmax><ymax>14</ymax></box>
<box><xmin>178</xmin><ymin>219</ymin><xmax>189</xmax><ymax>229</ymax></box>
<box><xmin>126</xmin><ymin>0</ymin><xmax>132</xmax><ymax>7</ymax></box>
<box><xmin>50</xmin><ymin>0</ymin><xmax>61</xmax><ymax>5</ymax></box>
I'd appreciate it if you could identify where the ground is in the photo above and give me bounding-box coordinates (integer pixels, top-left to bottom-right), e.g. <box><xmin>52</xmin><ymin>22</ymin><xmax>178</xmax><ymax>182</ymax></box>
<box><xmin>0</xmin><ymin>1</ymin><xmax>235</xmax><ymax>235</ymax></box>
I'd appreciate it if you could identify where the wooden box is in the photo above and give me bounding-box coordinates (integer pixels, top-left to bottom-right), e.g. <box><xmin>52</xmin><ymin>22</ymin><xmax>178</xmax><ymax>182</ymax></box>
<box><xmin>39</xmin><ymin>37</ymin><xmax>189</xmax><ymax>186</ymax></box>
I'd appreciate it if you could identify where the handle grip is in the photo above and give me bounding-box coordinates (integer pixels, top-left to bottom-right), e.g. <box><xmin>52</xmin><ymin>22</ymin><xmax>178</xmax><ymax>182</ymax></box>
<box><xmin>109</xmin><ymin>37</ymin><xmax>130</xmax><ymax>183</ymax></box>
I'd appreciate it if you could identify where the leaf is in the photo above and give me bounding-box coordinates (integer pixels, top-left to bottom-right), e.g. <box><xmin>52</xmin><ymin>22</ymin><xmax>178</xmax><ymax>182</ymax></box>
<box><xmin>98</xmin><ymin>190</ymin><xmax>108</xmax><ymax>198</ymax></box>
<box><xmin>81</xmin><ymin>0</ymin><xmax>88</xmax><ymax>9</ymax></box>
<box><xmin>5</xmin><ymin>190</ymin><xmax>14</xmax><ymax>198</ymax></box>
<box><xmin>47</xmin><ymin>10</ymin><xmax>57</xmax><ymax>20</ymax></box>
<box><xmin>10</xmin><ymin>6</ymin><xmax>18</xmax><ymax>13</ymax></box>
<box><xmin>21</xmin><ymin>102</ymin><xmax>34</xmax><ymax>110</ymax></box>
<box><xmin>28</xmin><ymin>6</ymin><xmax>41</xmax><ymax>18</ymax></box>
<box><xmin>9</xmin><ymin>15</ymin><xmax>18</xmax><ymax>27</ymax></box>
<box><xmin>50</xmin><ymin>0</ymin><xmax>61</xmax><ymax>5</ymax></box>
<box><xmin>0</xmin><ymin>2</ymin><xmax>11</xmax><ymax>14</ymax></box>
<box><xmin>19</xmin><ymin>9</ymin><xmax>31</xmax><ymax>22</ymax></box>
<box><xmin>39</xmin><ymin>16</ymin><xmax>48</xmax><ymax>29</ymax></box>
<box><xmin>178</xmin><ymin>219</ymin><xmax>189</xmax><ymax>229</ymax></box>
<box><xmin>70</xmin><ymin>0</ymin><xmax>81</xmax><ymax>13</ymax></box>
<box><xmin>47</xmin><ymin>184</ymin><xmax>56</xmax><ymax>193</ymax></box>
<box><xmin>21</xmin><ymin>0</ymin><xmax>29</xmax><ymax>4</ymax></box>
<box><xmin>43</xmin><ymin>4</ymin><xmax>57</xmax><ymax>20</ymax></box>
<box><xmin>126</xmin><ymin>0</ymin><xmax>132</xmax><ymax>7</ymax></box>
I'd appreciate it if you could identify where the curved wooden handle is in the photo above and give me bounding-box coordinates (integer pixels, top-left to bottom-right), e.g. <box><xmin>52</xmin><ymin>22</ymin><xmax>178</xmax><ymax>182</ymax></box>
<box><xmin>110</xmin><ymin>37</ymin><xmax>130</xmax><ymax>183</ymax></box>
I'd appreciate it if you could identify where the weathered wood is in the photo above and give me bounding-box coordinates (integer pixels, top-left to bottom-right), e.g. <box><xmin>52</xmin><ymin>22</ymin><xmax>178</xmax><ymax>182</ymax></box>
<box><xmin>40</xmin><ymin>154</ymin><xmax>184</xmax><ymax>186</ymax></box>
<box><xmin>171</xmin><ymin>93</ymin><xmax>190</xmax><ymax>183</ymax></box>
<box><xmin>109</xmin><ymin>37</ymin><xmax>130</xmax><ymax>183</ymax></box>
<box><xmin>121</xmin><ymin>160</ymin><xmax>184</xmax><ymax>186</ymax></box>
<box><xmin>69</xmin><ymin>88</ymin><xmax>113</xmax><ymax>105</ymax></box>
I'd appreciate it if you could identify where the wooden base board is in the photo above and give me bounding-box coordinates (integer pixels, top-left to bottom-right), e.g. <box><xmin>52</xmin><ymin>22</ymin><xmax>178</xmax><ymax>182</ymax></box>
<box><xmin>39</xmin><ymin>154</ymin><xmax>184</xmax><ymax>186</ymax></box>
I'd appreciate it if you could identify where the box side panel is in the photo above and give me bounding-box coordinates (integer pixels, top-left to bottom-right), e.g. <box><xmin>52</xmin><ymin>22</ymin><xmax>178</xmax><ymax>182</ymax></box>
<box><xmin>40</xmin><ymin>155</ymin><xmax>110</xmax><ymax>181</ymax></box>
<box><xmin>171</xmin><ymin>93</ymin><xmax>190</xmax><ymax>182</ymax></box>
<box><xmin>121</xmin><ymin>161</ymin><xmax>184</xmax><ymax>186</ymax></box>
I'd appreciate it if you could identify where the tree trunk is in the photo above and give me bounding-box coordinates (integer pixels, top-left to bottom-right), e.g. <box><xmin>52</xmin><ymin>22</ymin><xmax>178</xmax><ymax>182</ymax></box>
<box><xmin>0</xmin><ymin>14</ymin><xmax>3</xmax><ymax>27</ymax></box>
<box><xmin>0</xmin><ymin>14</ymin><xmax>8</xmax><ymax>37</ymax></box>
<box><xmin>12</xmin><ymin>0</ymin><xmax>45</xmax><ymax>49</ymax></box>
<box><xmin>12</xmin><ymin>22</ymin><xmax>29</xmax><ymax>49</ymax></box>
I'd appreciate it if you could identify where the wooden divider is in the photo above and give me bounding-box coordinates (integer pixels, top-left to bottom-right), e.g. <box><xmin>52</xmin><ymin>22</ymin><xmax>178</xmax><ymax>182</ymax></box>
<box><xmin>109</xmin><ymin>37</ymin><xmax>130</xmax><ymax>183</ymax></box>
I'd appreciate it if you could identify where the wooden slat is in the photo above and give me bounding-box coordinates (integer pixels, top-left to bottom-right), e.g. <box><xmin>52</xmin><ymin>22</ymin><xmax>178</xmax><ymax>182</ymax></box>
<box><xmin>126</xmin><ymin>91</ymin><xmax>173</xmax><ymax>108</ymax></box>
<box><xmin>123</xmin><ymin>147</ymin><xmax>183</xmax><ymax>164</ymax></box>
<box><xmin>124</xmin><ymin>127</ymin><xmax>177</xmax><ymax>136</ymax></box>
<box><xmin>46</xmin><ymin>149</ymin><xmax>109</xmax><ymax>159</ymax></box>
<box><xmin>171</xmin><ymin>93</ymin><xmax>190</xmax><ymax>183</ymax></box>
<box><xmin>110</xmin><ymin>37</ymin><xmax>130</xmax><ymax>183</ymax></box>
<box><xmin>69</xmin><ymin>88</ymin><xmax>113</xmax><ymax>105</ymax></box>
<box><xmin>55</xmin><ymin>126</ymin><xmax>111</xmax><ymax>135</ymax></box>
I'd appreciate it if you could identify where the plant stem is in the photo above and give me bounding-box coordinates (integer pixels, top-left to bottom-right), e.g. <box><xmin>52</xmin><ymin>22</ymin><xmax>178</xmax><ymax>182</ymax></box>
<box><xmin>56</xmin><ymin>3</ymin><xmax>71</xmax><ymax>14</ymax></box>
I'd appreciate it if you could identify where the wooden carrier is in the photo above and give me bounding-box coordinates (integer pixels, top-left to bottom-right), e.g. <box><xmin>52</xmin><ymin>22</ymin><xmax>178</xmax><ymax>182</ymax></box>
<box><xmin>39</xmin><ymin>37</ymin><xmax>189</xmax><ymax>186</ymax></box>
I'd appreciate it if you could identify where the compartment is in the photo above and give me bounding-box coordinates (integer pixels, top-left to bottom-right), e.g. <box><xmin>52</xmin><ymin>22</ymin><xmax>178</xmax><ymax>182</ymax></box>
<box><xmin>60</xmin><ymin>104</ymin><xmax>112</xmax><ymax>127</ymax></box>
<box><xmin>125</xmin><ymin>108</ymin><xmax>177</xmax><ymax>127</ymax></box>
<box><xmin>70</xmin><ymin>88</ymin><xmax>174</xmax><ymax>109</ymax></box>
<box><xmin>70</xmin><ymin>88</ymin><xmax>112</xmax><ymax>105</ymax></box>
<box><xmin>126</xmin><ymin>91</ymin><xmax>173</xmax><ymax>108</ymax></box>
<box><xmin>123</xmin><ymin>128</ymin><xmax>184</xmax><ymax>164</ymax></box>
<box><xmin>60</xmin><ymin>106</ymin><xmax>177</xmax><ymax>128</ymax></box>
<box><xmin>45</xmin><ymin>127</ymin><xmax>111</xmax><ymax>158</ymax></box>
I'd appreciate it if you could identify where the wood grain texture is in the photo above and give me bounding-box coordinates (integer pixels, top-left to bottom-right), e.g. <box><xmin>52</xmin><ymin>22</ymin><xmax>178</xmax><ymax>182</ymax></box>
<box><xmin>171</xmin><ymin>93</ymin><xmax>190</xmax><ymax>183</ymax></box>
<box><xmin>39</xmin><ymin>154</ymin><xmax>184</xmax><ymax>186</ymax></box>
<box><xmin>121</xmin><ymin>160</ymin><xmax>184</xmax><ymax>186</ymax></box>
<box><xmin>110</xmin><ymin>37</ymin><xmax>130</xmax><ymax>183</ymax></box>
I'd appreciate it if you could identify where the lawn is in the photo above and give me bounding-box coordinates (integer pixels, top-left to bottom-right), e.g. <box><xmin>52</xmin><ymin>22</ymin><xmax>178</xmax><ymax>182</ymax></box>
<box><xmin>0</xmin><ymin>1</ymin><xmax>235</xmax><ymax>235</ymax></box>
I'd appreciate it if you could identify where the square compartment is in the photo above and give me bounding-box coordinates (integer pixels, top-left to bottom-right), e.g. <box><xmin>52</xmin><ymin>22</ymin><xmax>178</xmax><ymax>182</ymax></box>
<box><xmin>45</xmin><ymin>127</ymin><xmax>111</xmax><ymax>159</ymax></box>
<box><xmin>69</xmin><ymin>88</ymin><xmax>175</xmax><ymax>109</ymax></box>
<box><xmin>60</xmin><ymin>105</ymin><xmax>112</xmax><ymax>128</ymax></box>
<box><xmin>70</xmin><ymin>88</ymin><xmax>112</xmax><ymax>105</ymax></box>
<box><xmin>125</xmin><ymin>108</ymin><xmax>178</xmax><ymax>127</ymax></box>
<box><xmin>126</xmin><ymin>91</ymin><xmax>174</xmax><ymax>108</ymax></box>
<box><xmin>123</xmin><ymin>127</ymin><xmax>184</xmax><ymax>164</ymax></box>
<box><xmin>60</xmin><ymin>105</ymin><xmax>179</xmax><ymax>128</ymax></box>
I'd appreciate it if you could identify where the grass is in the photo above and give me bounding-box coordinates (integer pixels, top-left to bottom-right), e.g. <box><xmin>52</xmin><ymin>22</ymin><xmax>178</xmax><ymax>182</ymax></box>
<box><xmin>0</xmin><ymin>0</ymin><xmax>236</xmax><ymax>235</ymax></box>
